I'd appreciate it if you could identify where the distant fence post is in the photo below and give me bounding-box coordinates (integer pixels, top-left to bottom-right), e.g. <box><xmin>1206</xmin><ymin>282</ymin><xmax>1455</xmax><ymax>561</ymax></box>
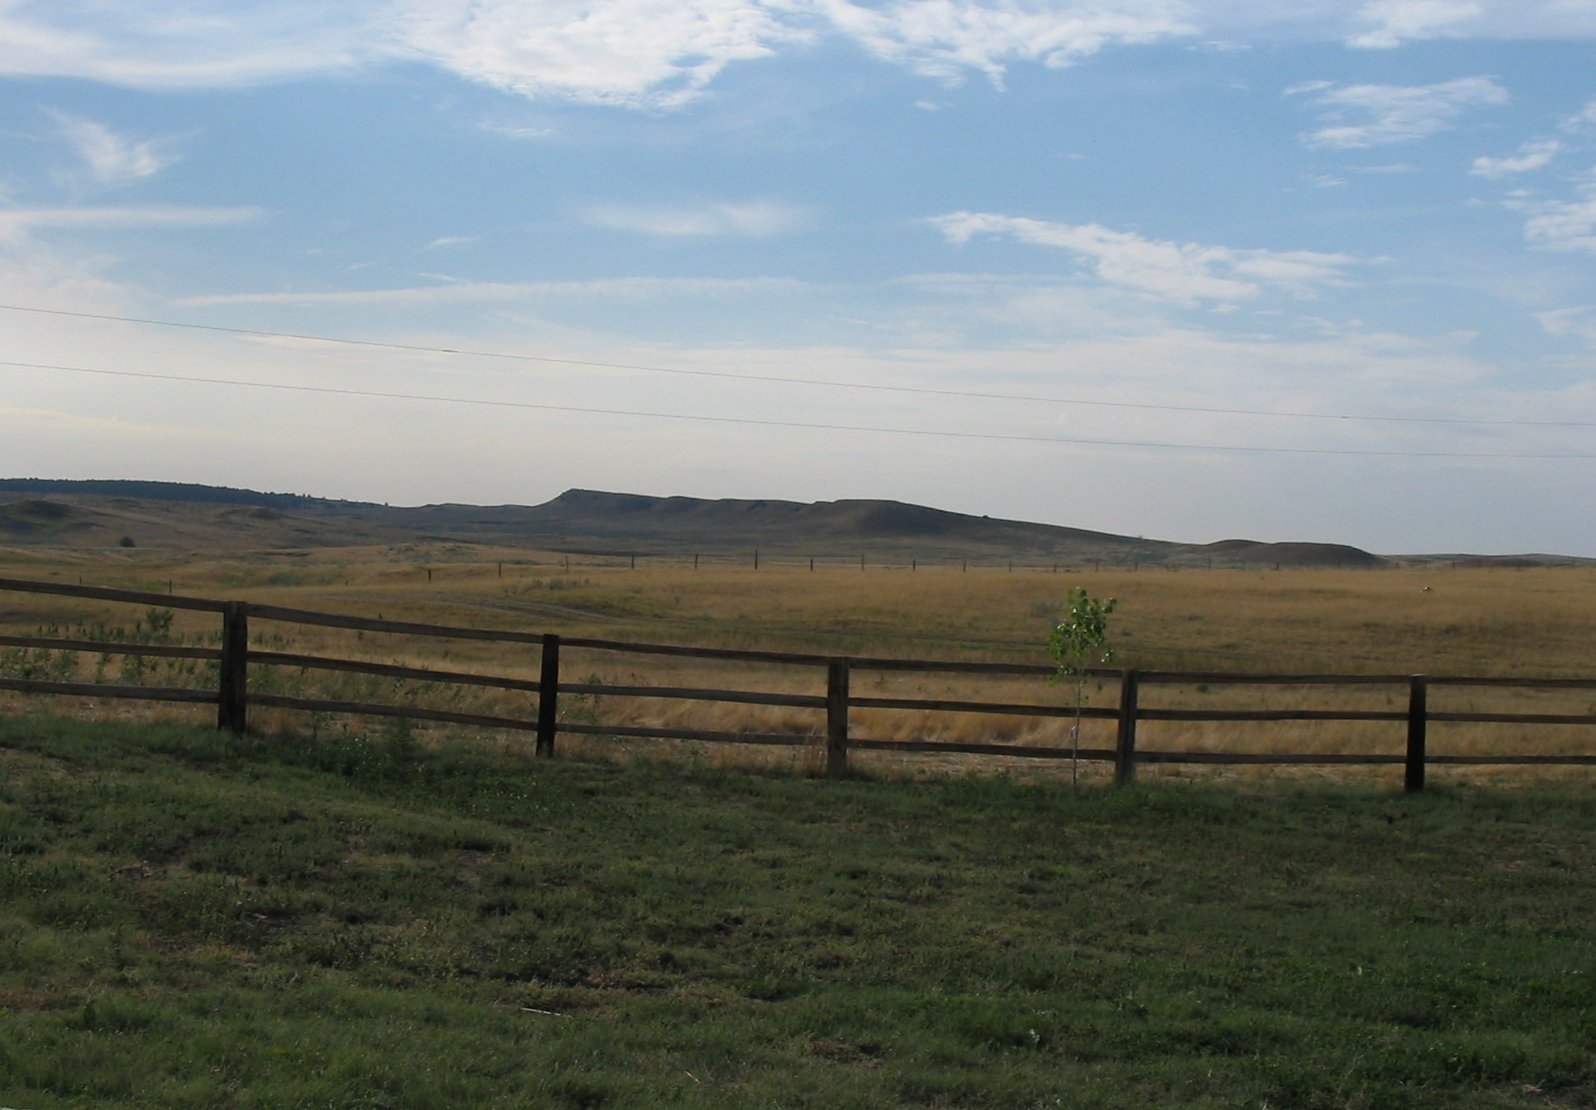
<box><xmin>537</xmin><ymin>634</ymin><xmax>561</xmax><ymax>758</ymax></box>
<box><xmin>1405</xmin><ymin>676</ymin><xmax>1427</xmax><ymax>793</ymax></box>
<box><xmin>826</xmin><ymin>659</ymin><xmax>850</xmax><ymax>778</ymax></box>
<box><xmin>217</xmin><ymin>601</ymin><xmax>249</xmax><ymax>735</ymax></box>
<box><xmin>1114</xmin><ymin>669</ymin><xmax>1139</xmax><ymax>786</ymax></box>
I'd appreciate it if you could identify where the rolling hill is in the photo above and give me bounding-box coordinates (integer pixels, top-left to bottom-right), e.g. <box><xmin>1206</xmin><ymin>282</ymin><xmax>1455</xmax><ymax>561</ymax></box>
<box><xmin>0</xmin><ymin>478</ymin><xmax>1393</xmax><ymax>567</ymax></box>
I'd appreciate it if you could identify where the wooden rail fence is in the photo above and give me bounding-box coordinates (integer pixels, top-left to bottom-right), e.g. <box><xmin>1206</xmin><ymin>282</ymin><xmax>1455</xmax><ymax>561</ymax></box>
<box><xmin>2</xmin><ymin>576</ymin><xmax>1595</xmax><ymax>791</ymax></box>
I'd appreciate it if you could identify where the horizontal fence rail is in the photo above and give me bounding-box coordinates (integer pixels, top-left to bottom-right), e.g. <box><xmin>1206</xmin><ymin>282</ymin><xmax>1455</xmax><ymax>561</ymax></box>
<box><xmin>1</xmin><ymin>575</ymin><xmax>1594</xmax><ymax>791</ymax></box>
<box><xmin>250</xmin><ymin>650</ymin><xmax>544</xmax><ymax>694</ymax></box>
<box><xmin>0</xmin><ymin>678</ymin><xmax>220</xmax><ymax>705</ymax></box>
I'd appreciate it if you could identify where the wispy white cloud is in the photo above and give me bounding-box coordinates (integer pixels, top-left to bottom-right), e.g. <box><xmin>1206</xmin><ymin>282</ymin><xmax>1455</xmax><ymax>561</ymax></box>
<box><xmin>1347</xmin><ymin>0</ymin><xmax>1482</xmax><ymax>49</ymax></box>
<box><xmin>892</xmin><ymin>271</ymin><xmax>1172</xmax><ymax>341</ymax></box>
<box><xmin>0</xmin><ymin>0</ymin><xmax>370</xmax><ymax>87</ymax></box>
<box><xmin>1293</xmin><ymin>76</ymin><xmax>1507</xmax><ymax>149</ymax></box>
<box><xmin>1283</xmin><ymin>79</ymin><xmax>1332</xmax><ymax>97</ymax></box>
<box><xmin>392</xmin><ymin>0</ymin><xmax>810</xmax><ymax>109</ymax></box>
<box><xmin>398</xmin><ymin>0</ymin><xmax>1201</xmax><ymax>108</ymax></box>
<box><xmin>1470</xmin><ymin>137</ymin><xmax>1561</xmax><ymax>178</ymax></box>
<box><xmin>930</xmin><ymin>212</ymin><xmax>1361</xmax><ymax>306</ymax></box>
<box><xmin>423</xmin><ymin>235</ymin><xmax>479</xmax><ymax>250</ymax></box>
<box><xmin>3</xmin><ymin>1</ymin><xmax>1593</xmax><ymax>110</ymax></box>
<box><xmin>476</xmin><ymin>121</ymin><xmax>554</xmax><ymax>140</ymax></box>
<box><xmin>5</xmin><ymin>0</ymin><xmax>1197</xmax><ymax>103</ymax></box>
<box><xmin>1343</xmin><ymin>0</ymin><xmax>1596</xmax><ymax>47</ymax></box>
<box><xmin>811</xmin><ymin>0</ymin><xmax>1193</xmax><ymax>88</ymax></box>
<box><xmin>1564</xmin><ymin>99</ymin><xmax>1596</xmax><ymax>133</ymax></box>
<box><xmin>0</xmin><ymin>237</ymin><xmax>135</xmax><ymax>312</ymax></box>
<box><xmin>47</xmin><ymin>110</ymin><xmax>175</xmax><ymax>186</ymax></box>
<box><xmin>1537</xmin><ymin>304</ymin><xmax>1596</xmax><ymax>349</ymax></box>
<box><xmin>1511</xmin><ymin>168</ymin><xmax>1596</xmax><ymax>256</ymax></box>
<box><xmin>173</xmin><ymin>275</ymin><xmax>812</xmax><ymax>308</ymax></box>
<box><xmin>0</xmin><ymin>204</ymin><xmax>260</xmax><ymax>243</ymax></box>
<box><xmin>582</xmin><ymin>200</ymin><xmax>809</xmax><ymax>238</ymax></box>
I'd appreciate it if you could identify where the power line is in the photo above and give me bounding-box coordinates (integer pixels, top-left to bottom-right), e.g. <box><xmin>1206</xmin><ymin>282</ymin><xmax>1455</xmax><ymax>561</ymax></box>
<box><xmin>6</xmin><ymin>357</ymin><xmax>1594</xmax><ymax>459</ymax></box>
<box><xmin>1</xmin><ymin>301</ymin><xmax>1589</xmax><ymax>429</ymax></box>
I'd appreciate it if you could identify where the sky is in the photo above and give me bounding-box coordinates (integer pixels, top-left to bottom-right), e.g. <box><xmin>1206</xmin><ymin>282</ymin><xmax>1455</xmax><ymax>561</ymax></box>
<box><xmin>2</xmin><ymin>1</ymin><xmax>1595</xmax><ymax>556</ymax></box>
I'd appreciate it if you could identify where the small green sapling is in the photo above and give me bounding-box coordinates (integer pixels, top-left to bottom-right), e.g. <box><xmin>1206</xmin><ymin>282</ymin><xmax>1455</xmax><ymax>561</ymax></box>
<box><xmin>1048</xmin><ymin>586</ymin><xmax>1117</xmax><ymax>788</ymax></box>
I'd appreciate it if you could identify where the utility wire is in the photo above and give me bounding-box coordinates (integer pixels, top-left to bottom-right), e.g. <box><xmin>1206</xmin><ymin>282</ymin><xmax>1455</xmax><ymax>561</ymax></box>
<box><xmin>2</xmin><ymin>301</ymin><xmax>1589</xmax><ymax>430</ymax></box>
<box><xmin>6</xmin><ymin>357</ymin><xmax>1594</xmax><ymax>459</ymax></box>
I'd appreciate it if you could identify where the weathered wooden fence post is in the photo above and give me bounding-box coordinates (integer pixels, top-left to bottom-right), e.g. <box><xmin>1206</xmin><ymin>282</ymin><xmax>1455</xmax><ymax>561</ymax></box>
<box><xmin>537</xmin><ymin>634</ymin><xmax>561</xmax><ymax>758</ymax></box>
<box><xmin>1114</xmin><ymin>669</ymin><xmax>1140</xmax><ymax>786</ymax></box>
<box><xmin>826</xmin><ymin>658</ymin><xmax>850</xmax><ymax>778</ymax></box>
<box><xmin>1405</xmin><ymin>676</ymin><xmax>1427</xmax><ymax>793</ymax></box>
<box><xmin>217</xmin><ymin>601</ymin><xmax>249</xmax><ymax>735</ymax></box>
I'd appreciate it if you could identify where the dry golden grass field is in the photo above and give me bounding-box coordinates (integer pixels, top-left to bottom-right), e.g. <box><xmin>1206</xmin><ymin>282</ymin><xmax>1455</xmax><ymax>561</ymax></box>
<box><xmin>3</xmin><ymin>541</ymin><xmax>1595</xmax><ymax>785</ymax></box>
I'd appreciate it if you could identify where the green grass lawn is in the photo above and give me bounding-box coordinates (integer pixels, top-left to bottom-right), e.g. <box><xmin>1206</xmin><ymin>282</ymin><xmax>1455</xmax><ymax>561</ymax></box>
<box><xmin>1</xmin><ymin>714</ymin><xmax>1593</xmax><ymax>1108</ymax></box>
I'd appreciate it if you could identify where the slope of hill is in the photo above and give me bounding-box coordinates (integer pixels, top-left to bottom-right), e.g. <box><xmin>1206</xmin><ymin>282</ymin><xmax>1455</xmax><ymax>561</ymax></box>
<box><xmin>0</xmin><ymin>479</ymin><xmax>1393</xmax><ymax>567</ymax></box>
<box><xmin>1198</xmin><ymin>538</ymin><xmax>1388</xmax><ymax>570</ymax></box>
<box><xmin>0</xmin><ymin>477</ymin><xmax>364</xmax><ymax>509</ymax></box>
<box><xmin>508</xmin><ymin>489</ymin><xmax>1168</xmax><ymax>560</ymax></box>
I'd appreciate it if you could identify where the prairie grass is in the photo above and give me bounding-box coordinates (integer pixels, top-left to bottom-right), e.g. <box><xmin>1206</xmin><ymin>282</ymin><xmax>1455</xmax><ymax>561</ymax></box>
<box><xmin>8</xmin><ymin>552</ymin><xmax>1595</xmax><ymax>671</ymax></box>
<box><xmin>3</xmin><ymin>551</ymin><xmax>1595</xmax><ymax>781</ymax></box>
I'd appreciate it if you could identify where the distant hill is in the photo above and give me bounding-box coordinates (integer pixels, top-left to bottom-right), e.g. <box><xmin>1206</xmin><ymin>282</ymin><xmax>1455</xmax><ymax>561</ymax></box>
<box><xmin>1196</xmin><ymin>538</ymin><xmax>1387</xmax><ymax>570</ymax></box>
<box><xmin>0</xmin><ymin>479</ymin><xmax>1399</xmax><ymax>568</ymax></box>
<box><xmin>0</xmin><ymin>478</ymin><xmax>366</xmax><ymax>509</ymax></box>
<box><xmin>503</xmin><ymin>489</ymin><xmax>1166</xmax><ymax>560</ymax></box>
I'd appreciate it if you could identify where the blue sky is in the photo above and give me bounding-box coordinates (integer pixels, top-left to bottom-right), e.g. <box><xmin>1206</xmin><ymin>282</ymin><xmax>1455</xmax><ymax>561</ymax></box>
<box><xmin>2</xmin><ymin>1</ymin><xmax>1595</xmax><ymax>555</ymax></box>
